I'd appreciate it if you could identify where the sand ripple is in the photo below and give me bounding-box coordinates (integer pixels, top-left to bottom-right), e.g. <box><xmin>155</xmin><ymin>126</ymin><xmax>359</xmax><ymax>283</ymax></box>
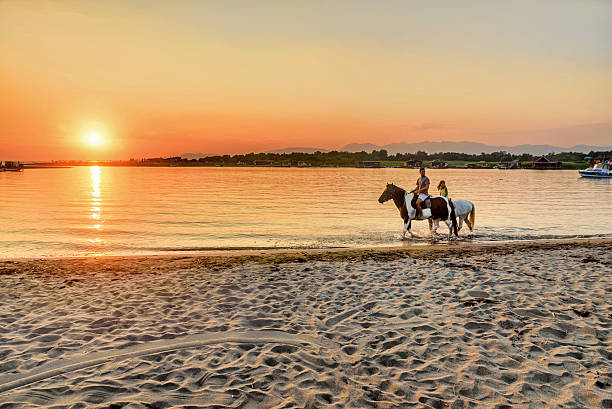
<box><xmin>0</xmin><ymin>244</ymin><xmax>610</xmax><ymax>408</ymax></box>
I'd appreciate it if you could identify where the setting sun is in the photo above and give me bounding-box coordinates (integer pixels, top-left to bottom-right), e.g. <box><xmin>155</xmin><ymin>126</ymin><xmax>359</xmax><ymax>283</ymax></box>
<box><xmin>84</xmin><ymin>132</ymin><xmax>104</xmax><ymax>148</ymax></box>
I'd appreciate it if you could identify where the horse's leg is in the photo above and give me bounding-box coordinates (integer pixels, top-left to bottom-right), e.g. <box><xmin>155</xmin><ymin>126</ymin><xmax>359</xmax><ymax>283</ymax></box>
<box><xmin>457</xmin><ymin>216</ymin><xmax>464</xmax><ymax>232</ymax></box>
<box><xmin>430</xmin><ymin>219</ymin><xmax>440</xmax><ymax>236</ymax></box>
<box><xmin>464</xmin><ymin>217</ymin><xmax>472</xmax><ymax>232</ymax></box>
<box><xmin>445</xmin><ymin>219</ymin><xmax>453</xmax><ymax>240</ymax></box>
<box><xmin>407</xmin><ymin>219</ymin><xmax>414</xmax><ymax>238</ymax></box>
<box><xmin>402</xmin><ymin>220</ymin><xmax>408</xmax><ymax>240</ymax></box>
<box><xmin>428</xmin><ymin>218</ymin><xmax>433</xmax><ymax>231</ymax></box>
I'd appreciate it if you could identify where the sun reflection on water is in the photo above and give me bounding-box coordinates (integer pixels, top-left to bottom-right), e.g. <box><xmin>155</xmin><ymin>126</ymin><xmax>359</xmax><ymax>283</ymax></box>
<box><xmin>87</xmin><ymin>166</ymin><xmax>106</xmax><ymax>252</ymax></box>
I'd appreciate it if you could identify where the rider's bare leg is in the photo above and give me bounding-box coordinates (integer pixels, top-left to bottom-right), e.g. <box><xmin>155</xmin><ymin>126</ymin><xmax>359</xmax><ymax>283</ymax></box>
<box><xmin>416</xmin><ymin>199</ymin><xmax>423</xmax><ymax>219</ymax></box>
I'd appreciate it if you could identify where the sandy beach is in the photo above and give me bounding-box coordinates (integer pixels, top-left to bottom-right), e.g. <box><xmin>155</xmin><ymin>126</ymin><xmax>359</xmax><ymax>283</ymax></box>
<box><xmin>0</xmin><ymin>238</ymin><xmax>610</xmax><ymax>408</ymax></box>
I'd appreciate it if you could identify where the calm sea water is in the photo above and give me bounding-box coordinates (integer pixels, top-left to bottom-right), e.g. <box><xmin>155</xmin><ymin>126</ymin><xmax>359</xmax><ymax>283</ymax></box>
<box><xmin>1</xmin><ymin>167</ymin><xmax>610</xmax><ymax>258</ymax></box>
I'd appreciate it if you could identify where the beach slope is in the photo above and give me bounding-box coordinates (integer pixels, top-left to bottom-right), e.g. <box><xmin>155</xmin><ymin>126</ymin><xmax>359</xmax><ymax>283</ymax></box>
<box><xmin>0</xmin><ymin>239</ymin><xmax>610</xmax><ymax>408</ymax></box>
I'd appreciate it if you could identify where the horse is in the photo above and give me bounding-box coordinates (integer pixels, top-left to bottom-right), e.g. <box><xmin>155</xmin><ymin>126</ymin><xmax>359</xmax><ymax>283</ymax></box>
<box><xmin>378</xmin><ymin>183</ymin><xmax>458</xmax><ymax>240</ymax></box>
<box><xmin>427</xmin><ymin>199</ymin><xmax>475</xmax><ymax>234</ymax></box>
<box><xmin>451</xmin><ymin>199</ymin><xmax>476</xmax><ymax>233</ymax></box>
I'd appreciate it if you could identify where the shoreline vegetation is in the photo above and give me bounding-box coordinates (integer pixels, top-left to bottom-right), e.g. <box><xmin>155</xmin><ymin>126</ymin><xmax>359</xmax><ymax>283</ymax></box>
<box><xmin>26</xmin><ymin>149</ymin><xmax>612</xmax><ymax>170</ymax></box>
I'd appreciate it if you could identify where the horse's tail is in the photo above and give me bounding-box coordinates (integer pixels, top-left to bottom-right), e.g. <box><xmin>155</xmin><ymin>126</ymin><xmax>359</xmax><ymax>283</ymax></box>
<box><xmin>468</xmin><ymin>204</ymin><xmax>476</xmax><ymax>232</ymax></box>
<box><xmin>450</xmin><ymin>201</ymin><xmax>458</xmax><ymax>237</ymax></box>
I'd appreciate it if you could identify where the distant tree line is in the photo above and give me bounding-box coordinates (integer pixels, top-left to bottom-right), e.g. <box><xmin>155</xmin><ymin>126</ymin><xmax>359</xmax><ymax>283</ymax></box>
<box><xmin>189</xmin><ymin>149</ymin><xmax>611</xmax><ymax>166</ymax></box>
<box><xmin>47</xmin><ymin>150</ymin><xmax>611</xmax><ymax>167</ymax></box>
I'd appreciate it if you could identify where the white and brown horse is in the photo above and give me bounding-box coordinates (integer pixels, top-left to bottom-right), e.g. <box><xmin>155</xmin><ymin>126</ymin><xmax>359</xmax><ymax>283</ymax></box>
<box><xmin>378</xmin><ymin>183</ymin><xmax>458</xmax><ymax>240</ymax></box>
<box><xmin>450</xmin><ymin>199</ymin><xmax>476</xmax><ymax>234</ymax></box>
<box><xmin>425</xmin><ymin>199</ymin><xmax>476</xmax><ymax>235</ymax></box>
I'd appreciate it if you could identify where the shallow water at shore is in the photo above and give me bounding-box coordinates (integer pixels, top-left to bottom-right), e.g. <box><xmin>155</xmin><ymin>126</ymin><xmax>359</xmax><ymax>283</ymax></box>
<box><xmin>1</xmin><ymin>167</ymin><xmax>610</xmax><ymax>258</ymax></box>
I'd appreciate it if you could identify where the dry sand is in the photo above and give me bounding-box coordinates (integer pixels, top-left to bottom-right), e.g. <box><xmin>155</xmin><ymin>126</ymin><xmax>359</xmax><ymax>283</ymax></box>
<box><xmin>0</xmin><ymin>239</ymin><xmax>610</xmax><ymax>408</ymax></box>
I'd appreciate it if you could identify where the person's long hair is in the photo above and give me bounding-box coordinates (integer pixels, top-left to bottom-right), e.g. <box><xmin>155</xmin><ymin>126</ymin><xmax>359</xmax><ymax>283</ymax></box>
<box><xmin>437</xmin><ymin>180</ymin><xmax>445</xmax><ymax>190</ymax></box>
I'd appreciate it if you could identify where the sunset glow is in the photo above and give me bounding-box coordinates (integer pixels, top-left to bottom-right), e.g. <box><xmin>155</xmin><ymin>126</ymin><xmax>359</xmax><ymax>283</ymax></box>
<box><xmin>0</xmin><ymin>1</ymin><xmax>610</xmax><ymax>160</ymax></box>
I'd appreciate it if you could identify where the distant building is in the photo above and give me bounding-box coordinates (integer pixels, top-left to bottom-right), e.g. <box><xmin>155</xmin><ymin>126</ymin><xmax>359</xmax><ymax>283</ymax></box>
<box><xmin>403</xmin><ymin>160</ymin><xmax>423</xmax><ymax>168</ymax></box>
<box><xmin>429</xmin><ymin>159</ymin><xmax>448</xmax><ymax>169</ymax></box>
<box><xmin>531</xmin><ymin>156</ymin><xmax>562</xmax><ymax>169</ymax></box>
<box><xmin>499</xmin><ymin>159</ymin><xmax>520</xmax><ymax>169</ymax></box>
<box><xmin>359</xmin><ymin>161</ymin><xmax>383</xmax><ymax>168</ymax></box>
<box><xmin>0</xmin><ymin>160</ymin><xmax>24</xmax><ymax>171</ymax></box>
<box><xmin>253</xmin><ymin>160</ymin><xmax>276</xmax><ymax>166</ymax></box>
<box><xmin>253</xmin><ymin>160</ymin><xmax>291</xmax><ymax>167</ymax></box>
<box><xmin>585</xmin><ymin>156</ymin><xmax>611</xmax><ymax>166</ymax></box>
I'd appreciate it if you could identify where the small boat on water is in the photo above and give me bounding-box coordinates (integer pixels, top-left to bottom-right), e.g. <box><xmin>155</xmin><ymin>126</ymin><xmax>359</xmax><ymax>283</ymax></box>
<box><xmin>579</xmin><ymin>160</ymin><xmax>611</xmax><ymax>178</ymax></box>
<box><xmin>0</xmin><ymin>161</ymin><xmax>24</xmax><ymax>172</ymax></box>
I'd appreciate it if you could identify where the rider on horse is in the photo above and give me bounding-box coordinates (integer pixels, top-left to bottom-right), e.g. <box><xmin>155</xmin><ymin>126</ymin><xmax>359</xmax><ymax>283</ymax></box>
<box><xmin>410</xmin><ymin>167</ymin><xmax>430</xmax><ymax>219</ymax></box>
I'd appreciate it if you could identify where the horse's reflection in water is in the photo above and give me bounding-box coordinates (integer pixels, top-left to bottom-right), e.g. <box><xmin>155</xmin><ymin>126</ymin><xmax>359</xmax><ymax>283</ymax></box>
<box><xmin>378</xmin><ymin>183</ymin><xmax>459</xmax><ymax>240</ymax></box>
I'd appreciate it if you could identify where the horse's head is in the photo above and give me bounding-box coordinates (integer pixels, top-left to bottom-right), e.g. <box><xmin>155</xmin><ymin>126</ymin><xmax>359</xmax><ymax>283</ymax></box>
<box><xmin>378</xmin><ymin>183</ymin><xmax>396</xmax><ymax>203</ymax></box>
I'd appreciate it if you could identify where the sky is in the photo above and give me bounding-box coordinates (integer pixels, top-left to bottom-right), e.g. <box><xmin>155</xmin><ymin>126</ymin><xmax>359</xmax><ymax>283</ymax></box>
<box><xmin>1</xmin><ymin>0</ymin><xmax>611</xmax><ymax>160</ymax></box>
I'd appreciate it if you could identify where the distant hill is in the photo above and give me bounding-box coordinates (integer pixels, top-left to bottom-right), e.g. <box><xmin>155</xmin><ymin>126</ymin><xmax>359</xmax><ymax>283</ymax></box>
<box><xmin>180</xmin><ymin>152</ymin><xmax>219</xmax><ymax>159</ymax></box>
<box><xmin>340</xmin><ymin>143</ymin><xmax>382</xmax><ymax>153</ymax></box>
<box><xmin>339</xmin><ymin>142</ymin><xmax>611</xmax><ymax>156</ymax></box>
<box><xmin>264</xmin><ymin>147</ymin><xmax>329</xmax><ymax>154</ymax></box>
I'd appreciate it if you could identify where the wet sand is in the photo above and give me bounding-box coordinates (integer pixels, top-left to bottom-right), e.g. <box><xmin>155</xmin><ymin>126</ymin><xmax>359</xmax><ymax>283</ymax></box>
<box><xmin>0</xmin><ymin>238</ymin><xmax>611</xmax><ymax>408</ymax></box>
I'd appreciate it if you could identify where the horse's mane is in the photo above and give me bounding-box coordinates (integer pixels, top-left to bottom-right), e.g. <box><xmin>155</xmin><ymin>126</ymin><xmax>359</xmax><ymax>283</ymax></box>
<box><xmin>391</xmin><ymin>184</ymin><xmax>406</xmax><ymax>195</ymax></box>
<box><xmin>389</xmin><ymin>184</ymin><xmax>407</xmax><ymax>211</ymax></box>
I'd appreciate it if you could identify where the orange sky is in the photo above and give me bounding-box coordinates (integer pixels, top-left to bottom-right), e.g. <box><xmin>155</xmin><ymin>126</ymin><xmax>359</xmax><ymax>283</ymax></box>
<box><xmin>1</xmin><ymin>0</ymin><xmax>611</xmax><ymax>160</ymax></box>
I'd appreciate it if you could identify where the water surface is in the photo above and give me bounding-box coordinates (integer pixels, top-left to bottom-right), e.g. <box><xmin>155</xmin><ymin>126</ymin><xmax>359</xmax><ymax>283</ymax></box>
<box><xmin>1</xmin><ymin>167</ymin><xmax>610</xmax><ymax>258</ymax></box>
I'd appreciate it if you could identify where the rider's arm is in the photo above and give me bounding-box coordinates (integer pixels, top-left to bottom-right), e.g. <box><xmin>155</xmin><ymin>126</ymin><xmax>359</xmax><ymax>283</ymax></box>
<box><xmin>411</xmin><ymin>179</ymin><xmax>420</xmax><ymax>194</ymax></box>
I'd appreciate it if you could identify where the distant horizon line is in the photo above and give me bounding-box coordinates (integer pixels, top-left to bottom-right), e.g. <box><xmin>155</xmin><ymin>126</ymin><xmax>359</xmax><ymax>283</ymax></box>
<box><xmin>15</xmin><ymin>140</ymin><xmax>612</xmax><ymax>163</ymax></box>
<box><xmin>182</xmin><ymin>140</ymin><xmax>612</xmax><ymax>157</ymax></box>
